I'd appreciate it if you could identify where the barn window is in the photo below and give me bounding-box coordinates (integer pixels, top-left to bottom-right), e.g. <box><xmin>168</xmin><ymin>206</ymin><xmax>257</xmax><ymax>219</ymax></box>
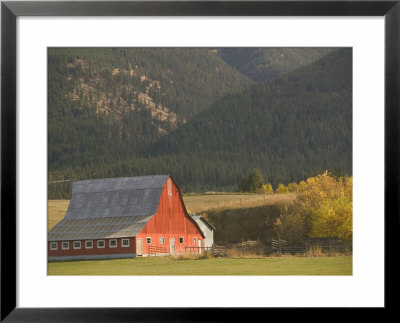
<box><xmin>73</xmin><ymin>241</ymin><xmax>81</xmax><ymax>249</ymax></box>
<box><xmin>97</xmin><ymin>240</ymin><xmax>105</xmax><ymax>248</ymax></box>
<box><xmin>146</xmin><ymin>237</ymin><xmax>152</xmax><ymax>244</ymax></box>
<box><xmin>85</xmin><ymin>240</ymin><xmax>93</xmax><ymax>249</ymax></box>
<box><xmin>61</xmin><ymin>242</ymin><xmax>69</xmax><ymax>250</ymax></box>
<box><xmin>193</xmin><ymin>238</ymin><xmax>197</xmax><ymax>245</ymax></box>
<box><xmin>50</xmin><ymin>242</ymin><xmax>57</xmax><ymax>250</ymax></box>
<box><xmin>179</xmin><ymin>237</ymin><xmax>184</xmax><ymax>243</ymax></box>
<box><xmin>109</xmin><ymin>239</ymin><xmax>117</xmax><ymax>248</ymax></box>
<box><xmin>159</xmin><ymin>237</ymin><xmax>165</xmax><ymax>244</ymax></box>
<box><xmin>122</xmin><ymin>239</ymin><xmax>129</xmax><ymax>247</ymax></box>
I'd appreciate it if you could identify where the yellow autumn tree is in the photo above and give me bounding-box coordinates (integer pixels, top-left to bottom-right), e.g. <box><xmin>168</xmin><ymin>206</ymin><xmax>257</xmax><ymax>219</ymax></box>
<box><xmin>287</xmin><ymin>182</ymin><xmax>298</xmax><ymax>192</ymax></box>
<box><xmin>291</xmin><ymin>171</ymin><xmax>352</xmax><ymax>242</ymax></box>
<box><xmin>262</xmin><ymin>183</ymin><xmax>274</xmax><ymax>195</ymax></box>
<box><xmin>276</xmin><ymin>183</ymin><xmax>289</xmax><ymax>194</ymax></box>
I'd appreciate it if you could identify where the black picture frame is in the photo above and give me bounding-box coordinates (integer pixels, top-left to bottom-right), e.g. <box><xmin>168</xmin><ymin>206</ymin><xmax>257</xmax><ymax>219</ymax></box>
<box><xmin>1</xmin><ymin>0</ymin><xmax>399</xmax><ymax>321</ymax></box>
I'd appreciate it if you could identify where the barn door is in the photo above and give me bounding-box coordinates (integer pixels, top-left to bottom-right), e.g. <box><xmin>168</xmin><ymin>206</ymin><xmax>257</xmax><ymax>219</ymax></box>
<box><xmin>169</xmin><ymin>238</ymin><xmax>175</xmax><ymax>255</ymax></box>
<box><xmin>198</xmin><ymin>240</ymin><xmax>202</xmax><ymax>254</ymax></box>
<box><xmin>137</xmin><ymin>238</ymin><xmax>143</xmax><ymax>256</ymax></box>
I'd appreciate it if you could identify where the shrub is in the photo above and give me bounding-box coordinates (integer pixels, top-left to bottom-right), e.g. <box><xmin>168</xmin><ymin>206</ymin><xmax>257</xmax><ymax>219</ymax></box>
<box><xmin>276</xmin><ymin>183</ymin><xmax>289</xmax><ymax>194</ymax></box>
<box><xmin>198</xmin><ymin>250</ymin><xmax>212</xmax><ymax>259</ymax></box>
<box><xmin>172</xmin><ymin>251</ymin><xmax>213</xmax><ymax>260</ymax></box>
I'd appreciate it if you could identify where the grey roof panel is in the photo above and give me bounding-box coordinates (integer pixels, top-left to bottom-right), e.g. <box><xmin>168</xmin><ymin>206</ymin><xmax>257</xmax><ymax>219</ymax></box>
<box><xmin>65</xmin><ymin>187</ymin><xmax>163</xmax><ymax>220</ymax></box>
<box><xmin>72</xmin><ymin>175</ymin><xmax>169</xmax><ymax>194</ymax></box>
<box><xmin>71</xmin><ymin>182</ymin><xmax>163</xmax><ymax>215</ymax></box>
<box><xmin>48</xmin><ymin>216</ymin><xmax>149</xmax><ymax>241</ymax></box>
<box><xmin>190</xmin><ymin>214</ymin><xmax>201</xmax><ymax>221</ymax></box>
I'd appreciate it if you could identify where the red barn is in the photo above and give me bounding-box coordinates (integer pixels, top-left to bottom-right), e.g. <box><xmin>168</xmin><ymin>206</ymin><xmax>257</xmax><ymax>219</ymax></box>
<box><xmin>48</xmin><ymin>175</ymin><xmax>205</xmax><ymax>261</ymax></box>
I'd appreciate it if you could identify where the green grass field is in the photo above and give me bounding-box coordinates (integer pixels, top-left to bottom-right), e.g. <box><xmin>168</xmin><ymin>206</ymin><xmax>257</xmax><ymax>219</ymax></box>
<box><xmin>48</xmin><ymin>255</ymin><xmax>352</xmax><ymax>276</ymax></box>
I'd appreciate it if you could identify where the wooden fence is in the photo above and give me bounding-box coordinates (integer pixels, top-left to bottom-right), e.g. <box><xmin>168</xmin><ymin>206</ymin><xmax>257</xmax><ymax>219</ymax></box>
<box><xmin>270</xmin><ymin>239</ymin><xmax>352</xmax><ymax>255</ymax></box>
<box><xmin>211</xmin><ymin>240</ymin><xmax>352</xmax><ymax>256</ymax></box>
<box><xmin>185</xmin><ymin>241</ymin><xmax>352</xmax><ymax>257</ymax></box>
<box><xmin>148</xmin><ymin>246</ymin><xmax>168</xmax><ymax>255</ymax></box>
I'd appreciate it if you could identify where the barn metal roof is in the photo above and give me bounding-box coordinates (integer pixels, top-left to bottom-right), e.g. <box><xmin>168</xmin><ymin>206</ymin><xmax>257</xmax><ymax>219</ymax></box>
<box><xmin>190</xmin><ymin>214</ymin><xmax>202</xmax><ymax>221</ymax></box>
<box><xmin>48</xmin><ymin>215</ymin><xmax>153</xmax><ymax>241</ymax></box>
<box><xmin>72</xmin><ymin>175</ymin><xmax>170</xmax><ymax>195</ymax></box>
<box><xmin>49</xmin><ymin>175</ymin><xmax>170</xmax><ymax>241</ymax></box>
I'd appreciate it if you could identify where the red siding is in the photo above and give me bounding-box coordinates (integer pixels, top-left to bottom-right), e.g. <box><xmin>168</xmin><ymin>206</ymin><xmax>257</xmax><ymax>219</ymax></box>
<box><xmin>137</xmin><ymin>178</ymin><xmax>204</xmax><ymax>255</ymax></box>
<box><xmin>48</xmin><ymin>237</ymin><xmax>136</xmax><ymax>258</ymax></box>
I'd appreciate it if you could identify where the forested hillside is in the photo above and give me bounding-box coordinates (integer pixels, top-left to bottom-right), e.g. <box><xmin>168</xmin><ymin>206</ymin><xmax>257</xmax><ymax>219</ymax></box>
<box><xmin>48</xmin><ymin>48</ymin><xmax>352</xmax><ymax>198</ymax></box>
<box><xmin>148</xmin><ymin>48</ymin><xmax>352</xmax><ymax>190</ymax></box>
<box><xmin>218</xmin><ymin>48</ymin><xmax>334</xmax><ymax>82</ymax></box>
<box><xmin>48</xmin><ymin>48</ymin><xmax>253</xmax><ymax>172</ymax></box>
<box><xmin>49</xmin><ymin>48</ymin><xmax>253</xmax><ymax>119</ymax></box>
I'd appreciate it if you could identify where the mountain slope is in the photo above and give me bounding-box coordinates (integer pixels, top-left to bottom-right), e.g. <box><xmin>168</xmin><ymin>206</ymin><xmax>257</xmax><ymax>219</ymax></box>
<box><xmin>48</xmin><ymin>48</ymin><xmax>254</xmax><ymax>172</ymax></box>
<box><xmin>49</xmin><ymin>48</ymin><xmax>253</xmax><ymax>122</ymax></box>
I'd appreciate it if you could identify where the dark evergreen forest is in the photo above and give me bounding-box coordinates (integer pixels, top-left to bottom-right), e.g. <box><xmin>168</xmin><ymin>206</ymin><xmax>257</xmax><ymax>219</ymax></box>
<box><xmin>48</xmin><ymin>47</ymin><xmax>352</xmax><ymax>198</ymax></box>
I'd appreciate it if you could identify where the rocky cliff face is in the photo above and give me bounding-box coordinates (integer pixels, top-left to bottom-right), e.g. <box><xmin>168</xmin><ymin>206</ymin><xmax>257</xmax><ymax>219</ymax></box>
<box><xmin>65</xmin><ymin>58</ymin><xmax>178</xmax><ymax>133</ymax></box>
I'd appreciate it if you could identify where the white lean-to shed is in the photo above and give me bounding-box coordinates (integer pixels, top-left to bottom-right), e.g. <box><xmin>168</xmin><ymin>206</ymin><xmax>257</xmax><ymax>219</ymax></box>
<box><xmin>190</xmin><ymin>214</ymin><xmax>215</xmax><ymax>248</ymax></box>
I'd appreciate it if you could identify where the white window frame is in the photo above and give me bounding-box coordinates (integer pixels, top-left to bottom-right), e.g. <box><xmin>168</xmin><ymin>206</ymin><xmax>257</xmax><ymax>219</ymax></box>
<box><xmin>85</xmin><ymin>240</ymin><xmax>93</xmax><ymax>249</ymax></box>
<box><xmin>73</xmin><ymin>241</ymin><xmax>81</xmax><ymax>249</ymax></box>
<box><xmin>109</xmin><ymin>239</ymin><xmax>117</xmax><ymax>248</ymax></box>
<box><xmin>61</xmin><ymin>242</ymin><xmax>69</xmax><ymax>250</ymax></box>
<box><xmin>193</xmin><ymin>238</ymin><xmax>197</xmax><ymax>245</ymax></box>
<box><xmin>50</xmin><ymin>242</ymin><xmax>57</xmax><ymax>250</ymax></box>
<box><xmin>121</xmin><ymin>239</ymin><xmax>130</xmax><ymax>247</ymax></box>
<box><xmin>146</xmin><ymin>237</ymin><xmax>152</xmax><ymax>244</ymax></box>
<box><xmin>97</xmin><ymin>240</ymin><xmax>105</xmax><ymax>248</ymax></box>
<box><xmin>179</xmin><ymin>237</ymin><xmax>184</xmax><ymax>244</ymax></box>
<box><xmin>159</xmin><ymin>237</ymin><xmax>165</xmax><ymax>244</ymax></box>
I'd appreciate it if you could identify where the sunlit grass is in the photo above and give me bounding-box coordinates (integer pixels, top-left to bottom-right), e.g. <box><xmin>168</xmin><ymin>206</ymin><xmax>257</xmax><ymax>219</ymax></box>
<box><xmin>184</xmin><ymin>192</ymin><xmax>294</xmax><ymax>213</ymax></box>
<box><xmin>48</xmin><ymin>255</ymin><xmax>352</xmax><ymax>276</ymax></box>
<box><xmin>48</xmin><ymin>199</ymin><xmax>70</xmax><ymax>231</ymax></box>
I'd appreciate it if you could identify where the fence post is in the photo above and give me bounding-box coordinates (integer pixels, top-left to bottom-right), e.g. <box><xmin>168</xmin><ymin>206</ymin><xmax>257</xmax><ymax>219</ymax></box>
<box><xmin>279</xmin><ymin>238</ymin><xmax>281</xmax><ymax>255</ymax></box>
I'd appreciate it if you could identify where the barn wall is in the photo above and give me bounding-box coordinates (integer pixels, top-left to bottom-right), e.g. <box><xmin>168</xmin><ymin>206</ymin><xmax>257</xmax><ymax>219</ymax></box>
<box><xmin>48</xmin><ymin>237</ymin><xmax>136</xmax><ymax>259</ymax></box>
<box><xmin>137</xmin><ymin>178</ymin><xmax>203</xmax><ymax>255</ymax></box>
